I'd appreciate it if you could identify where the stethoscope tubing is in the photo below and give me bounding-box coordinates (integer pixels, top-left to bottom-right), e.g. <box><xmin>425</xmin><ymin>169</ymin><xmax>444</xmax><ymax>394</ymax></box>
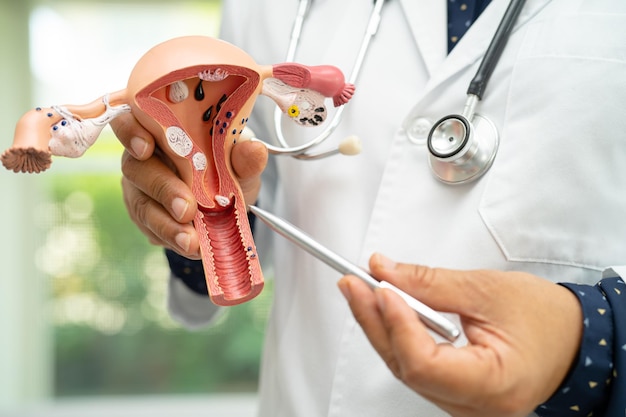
<box><xmin>467</xmin><ymin>0</ymin><xmax>526</xmax><ymax>99</ymax></box>
<box><xmin>285</xmin><ymin>0</ymin><xmax>311</xmax><ymax>63</ymax></box>
<box><xmin>265</xmin><ymin>0</ymin><xmax>387</xmax><ymax>160</ymax></box>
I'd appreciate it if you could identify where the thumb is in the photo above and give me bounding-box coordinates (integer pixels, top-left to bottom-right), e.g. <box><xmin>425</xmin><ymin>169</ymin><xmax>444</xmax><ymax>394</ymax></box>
<box><xmin>110</xmin><ymin>112</ymin><xmax>156</xmax><ymax>161</ymax></box>
<box><xmin>231</xmin><ymin>139</ymin><xmax>268</xmax><ymax>180</ymax></box>
<box><xmin>368</xmin><ymin>253</ymin><xmax>489</xmax><ymax>316</ymax></box>
<box><xmin>231</xmin><ymin>139</ymin><xmax>268</xmax><ymax>206</ymax></box>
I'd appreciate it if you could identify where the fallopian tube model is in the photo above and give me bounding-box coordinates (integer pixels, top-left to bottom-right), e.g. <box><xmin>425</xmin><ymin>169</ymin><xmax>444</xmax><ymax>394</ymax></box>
<box><xmin>2</xmin><ymin>35</ymin><xmax>354</xmax><ymax>306</ymax></box>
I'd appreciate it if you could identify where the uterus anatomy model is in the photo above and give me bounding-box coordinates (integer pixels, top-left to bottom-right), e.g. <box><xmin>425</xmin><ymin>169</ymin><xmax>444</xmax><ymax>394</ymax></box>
<box><xmin>2</xmin><ymin>35</ymin><xmax>354</xmax><ymax>306</ymax></box>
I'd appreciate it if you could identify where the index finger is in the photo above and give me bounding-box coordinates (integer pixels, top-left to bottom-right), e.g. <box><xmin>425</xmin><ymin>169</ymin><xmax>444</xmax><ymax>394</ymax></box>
<box><xmin>368</xmin><ymin>253</ymin><xmax>491</xmax><ymax>316</ymax></box>
<box><xmin>378</xmin><ymin>288</ymin><xmax>500</xmax><ymax>404</ymax></box>
<box><xmin>110</xmin><ymin>111</ymin><xmax>156</xmax><ymax>160</ymax></box>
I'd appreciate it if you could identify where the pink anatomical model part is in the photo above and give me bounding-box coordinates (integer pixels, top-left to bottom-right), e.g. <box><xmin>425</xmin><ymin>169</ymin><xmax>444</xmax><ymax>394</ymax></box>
<box><xmin>1</xmin><ymin>35</ymin><xmax>354</xmax><ymax>306</ymax></box>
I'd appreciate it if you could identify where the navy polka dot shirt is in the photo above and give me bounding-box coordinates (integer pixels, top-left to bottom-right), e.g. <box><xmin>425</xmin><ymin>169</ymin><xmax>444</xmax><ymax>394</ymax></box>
<box><xmin>537</xmin><ymin>277</ymin><xmax>625</xmax><ymax>416</ymax></box>
<box><xmin>448</xmin><ymin>0</ymin><xmax>492</xmax><ymax>52</ymax></box>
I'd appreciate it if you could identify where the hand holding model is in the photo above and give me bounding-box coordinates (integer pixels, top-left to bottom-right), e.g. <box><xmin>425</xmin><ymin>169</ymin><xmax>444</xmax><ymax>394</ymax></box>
<box><xmin>338</xmin><ymin>253</ymin><xmax>583</xmax><ymax>417</ymax></box>
<box><xmin>112</xmin><ymin>113</ymin><xmax>268</xmax><ymax>260</ymax></box>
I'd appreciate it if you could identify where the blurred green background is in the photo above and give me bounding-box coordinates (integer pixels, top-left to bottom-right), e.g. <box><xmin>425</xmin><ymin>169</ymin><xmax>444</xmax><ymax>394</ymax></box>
<box><xmin>0</xmin><ymin>0</ymin><xmax>273</xmax><ymax>408</ymax></box>
<box><xmin>44</xmin><ymin>166</ymin><xmax>272</xmax><ymax>397</ymax></box>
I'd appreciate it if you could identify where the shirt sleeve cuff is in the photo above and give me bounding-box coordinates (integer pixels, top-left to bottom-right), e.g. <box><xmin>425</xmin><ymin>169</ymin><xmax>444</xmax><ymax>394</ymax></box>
<box><xmin>535</xmin><ymin>282</ymin><xmax>614</xmax><ymax>417</ymax></box>
<box><xmin>167</xmin><ymin>273</ymin><xmax>224</xmax><ymax>329</ymax></box>
<box><xmin>165</xmin><ymin>249</ymin><xmax>208</xmax><ymax>296</ymax></box>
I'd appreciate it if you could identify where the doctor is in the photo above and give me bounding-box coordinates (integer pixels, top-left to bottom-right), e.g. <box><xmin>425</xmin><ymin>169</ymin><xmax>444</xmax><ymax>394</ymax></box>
<box><xmin>114</xmin><ymin>0</ymin><xmax>626</xmax><ymax>416</ymax></box>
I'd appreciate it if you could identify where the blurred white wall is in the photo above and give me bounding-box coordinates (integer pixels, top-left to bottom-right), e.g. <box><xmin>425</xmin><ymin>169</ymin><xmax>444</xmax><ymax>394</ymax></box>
<box><xmin>0</xmin><ymin>0</ymin><xmax>51</xmax><ymax>412</ymax></box>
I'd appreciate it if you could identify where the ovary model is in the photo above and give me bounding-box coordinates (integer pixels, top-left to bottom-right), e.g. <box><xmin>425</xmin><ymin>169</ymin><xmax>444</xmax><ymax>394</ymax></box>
<box><xmin>2</xmin><ymin>35</ymin><xmax>354</xmax><ymax>306</ymax></box>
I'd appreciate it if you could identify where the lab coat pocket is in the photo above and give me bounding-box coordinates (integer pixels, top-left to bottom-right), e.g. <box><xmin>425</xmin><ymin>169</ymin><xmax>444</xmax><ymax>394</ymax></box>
<box><xmin>479</xmin><ymin>13</ymin><xmax>626</xmax><ymax>270</ymax></box>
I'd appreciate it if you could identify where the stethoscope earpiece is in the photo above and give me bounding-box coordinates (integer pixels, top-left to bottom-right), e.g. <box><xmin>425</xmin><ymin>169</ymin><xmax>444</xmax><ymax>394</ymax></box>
<box><xmin>261</xmin><ymin>0</ymin><xmax>386</xmax><ymax>160</ymax></box>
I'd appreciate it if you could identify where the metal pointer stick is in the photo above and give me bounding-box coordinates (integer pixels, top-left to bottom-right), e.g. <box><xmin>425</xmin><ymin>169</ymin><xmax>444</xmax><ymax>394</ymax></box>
<box><xmin>248</xmin><ymin>205</ymin><xmax>461</xmax><ymax>342</ymax></box>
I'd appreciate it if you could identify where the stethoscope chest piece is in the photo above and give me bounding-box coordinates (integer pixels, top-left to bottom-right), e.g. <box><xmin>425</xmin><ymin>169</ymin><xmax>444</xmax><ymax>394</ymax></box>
<box><xmin>423</xmin><ymin>0</ymin><xmax>527</xmax><ymax>184</ymax></box>
<box><xmin>427</xmin><ymin>114</ymin><xmax>499</xmax><ymax>184</ymax></box>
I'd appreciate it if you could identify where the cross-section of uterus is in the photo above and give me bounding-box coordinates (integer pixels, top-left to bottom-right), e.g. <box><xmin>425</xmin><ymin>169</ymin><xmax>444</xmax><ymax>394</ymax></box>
<box><xmin>2</xmin><ymin>35</ymin><xmax>353</xmax><ymax>306</ymax></box>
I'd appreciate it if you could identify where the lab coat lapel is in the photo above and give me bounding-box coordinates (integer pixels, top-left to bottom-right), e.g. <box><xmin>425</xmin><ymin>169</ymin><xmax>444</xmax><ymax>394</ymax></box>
<box><xmin>397</xmin><ymin>0</ymin><xmax>447</xmax><ymax>76</ymax></box>
<box><xmin>399</xmin><ymin>0</ymin><xmax>554</xmax><ymax>93</ymax></box>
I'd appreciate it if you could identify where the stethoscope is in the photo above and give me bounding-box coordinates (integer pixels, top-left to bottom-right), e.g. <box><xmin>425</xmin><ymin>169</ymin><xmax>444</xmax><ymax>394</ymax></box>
<box><xmin>251</xmin><ymin>0</ymin><xmax>527</xmax><ymax>184</ymax></box>
<box><xmin>251</xmin><ymin>0</ymin><xmax>386</xmax><ymax>160</ymax></box>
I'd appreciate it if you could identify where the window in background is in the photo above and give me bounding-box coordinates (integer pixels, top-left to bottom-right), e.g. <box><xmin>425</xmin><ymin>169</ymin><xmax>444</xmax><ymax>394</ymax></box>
<box><xmin>29</xmin><ymin>1</ymin><xmax>272</xmax><ymax>398</ymax></box>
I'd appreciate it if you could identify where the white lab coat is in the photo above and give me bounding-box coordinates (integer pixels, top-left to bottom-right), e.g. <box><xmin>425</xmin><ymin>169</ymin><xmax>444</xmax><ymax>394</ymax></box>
<box><xmin>168</xmin><ymin>0</ymin><xmax>626</xmax><ymax>415</ymax></box>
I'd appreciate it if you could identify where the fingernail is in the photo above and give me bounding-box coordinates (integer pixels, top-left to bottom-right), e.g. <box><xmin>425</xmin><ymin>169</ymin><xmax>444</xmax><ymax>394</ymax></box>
<box><xmin>338</xmin><ymin>279</ymin><xmax>352</xmax><ymax>302</ymax></box>
<box><xmin>175</xmin><ymin>232</ymin><xmax>191</xmax><ymax>253</ymax></box>
<box><xmin>130</xmin><ymin>137</ymin><xmax>148</xmax><ymax>159</ymax></box>
<box><xmin>373</xmin><ymin>253</ymin><xmax>396</xmax><ymax>270</ymax></box>
<box><xmin>172</xmin><ymin>197</ymin><xmax>189</xmax><ymax>221</ymax></box>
